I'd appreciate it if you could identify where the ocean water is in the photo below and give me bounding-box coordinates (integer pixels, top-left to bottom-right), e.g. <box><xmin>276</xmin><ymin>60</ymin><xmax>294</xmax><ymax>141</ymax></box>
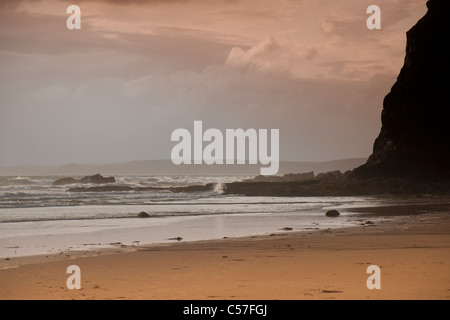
<box><xmin>0</xmin><ymin>175</ymin><xmax>382</xmax><ymax>258</ymax></box>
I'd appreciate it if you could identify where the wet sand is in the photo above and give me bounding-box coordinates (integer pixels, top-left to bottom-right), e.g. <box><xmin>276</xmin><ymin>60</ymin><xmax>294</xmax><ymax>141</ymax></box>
<box><xmin>0</xmin><ymin>212</ymin><xmax>449</xmax><ymax>300</ymax></box>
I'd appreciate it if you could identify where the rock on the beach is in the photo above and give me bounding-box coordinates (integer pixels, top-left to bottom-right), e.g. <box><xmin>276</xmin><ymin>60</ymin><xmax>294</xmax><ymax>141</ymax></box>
<box><xmin>325</xmin><ymin>210</ymin><xmax>340</xmax><ymax>217</ymax></box>
<box><xmin>138</xmin><ymin>211</ymin><xmax>150</xmax><ymax>218</ymax></box>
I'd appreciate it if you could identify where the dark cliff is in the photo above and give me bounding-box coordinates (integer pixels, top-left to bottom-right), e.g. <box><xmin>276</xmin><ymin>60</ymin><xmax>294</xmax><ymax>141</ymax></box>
<box><xmin>354</xmin><ymin>0</ymin><xmax>450</xmax><ymax>179</ymax></box>
<box><xmin>222</xmin><ymin>0</ymin><xmax>450</xmax><ymax>196</ymax></box>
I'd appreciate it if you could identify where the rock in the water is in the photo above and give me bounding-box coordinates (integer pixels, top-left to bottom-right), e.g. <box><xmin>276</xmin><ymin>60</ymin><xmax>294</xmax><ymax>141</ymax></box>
<box><xmin>245</xmin><ymin>172</ymin><xmax>315</xmax><ymax>183</ymax></box>
<box><xmin>137</xmin><ymin>211</ymin><xmax>150</xmax><ymax>218</ymax></box>
<box><xmin>53</xmin><ymin>174</ymin><xmax>116</xmax><ymax>185</ymax></box>
<box><xmin>79</xmin><ymin>174</ymin><xmax>115</xmax><ymax>184</ymax></box>
<box><xmin>325</xmin><ymin>210</ymin><xmax>340</xmax><ymax>217</ymax></box>
<box><xmin>68</xmin><ymin>185</ymin><xmax>134</xmax><ymax>192</ymax></box>
<box><xmin>52</xmin><ymin>177</ymin><xmax>78</xmax><ymax>185</ymax></box>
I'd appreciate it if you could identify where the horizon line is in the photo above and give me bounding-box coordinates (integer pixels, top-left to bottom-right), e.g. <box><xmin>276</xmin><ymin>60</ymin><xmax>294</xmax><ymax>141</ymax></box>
<box><xmin>0</xmin><ymin>157</ymin><xmax>369</xmax><ymax>168</ymax></box>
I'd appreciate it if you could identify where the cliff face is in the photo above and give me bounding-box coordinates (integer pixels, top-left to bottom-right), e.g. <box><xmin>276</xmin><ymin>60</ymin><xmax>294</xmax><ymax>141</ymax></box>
<box><xmin>223</xmin><ymin>0</ymin><xmax>450</xmax><ymax>196</ymax></box>
<box><xmin>355</xmin><ymin>0</ymin><xmax>450</xmax><ymax>179</ymax></box>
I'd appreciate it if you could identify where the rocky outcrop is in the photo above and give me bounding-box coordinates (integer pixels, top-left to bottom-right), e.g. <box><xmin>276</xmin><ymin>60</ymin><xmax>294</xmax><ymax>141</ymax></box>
<box><xmin>52</xmin><ymin>177</ymin><xmax>78</xmax><ymax>185</ymax></box>
<box><xmin>79</xmin><ymin>174</ymin><xmax>115</xmax><ymax>184</ymax></box>
<box><xmin>222</xmin><ymin>176</ymin><xmax>450</xmax><ymax>196</ymax></box>
<box><xmin>68</xmin><ymin>185</ymin><xmax>134</xmax><ymax>192</ymax></box>
<box><xmin>53</xmin><ymin>174</ymin><xmax>116</xmax><ymax>185</ymax></box>
<box><xmin>243</xmin><ymin>172</ymin><xmax>315</xmax><ymax>183</ymax></box>
<box><xmin>354</xmin><ymin>0</ymin><xmax>450</xmax><ymax>179</ymax></box>
<box><xmin>316</xmin><ymin>171</ymin><xmax>344</xmax><ymax>183</ymax></box>
<box><xmin>67</xmin><ymin>184</ymin><xmax>215</xmax><ymax>193</ymax></box>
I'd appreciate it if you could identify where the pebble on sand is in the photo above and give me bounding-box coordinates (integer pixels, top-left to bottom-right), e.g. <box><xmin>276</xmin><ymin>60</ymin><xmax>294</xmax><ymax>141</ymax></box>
<box><xmin>138</xmin><ymin>211</ymin><xmax>150</xmax><ymax>218</ymax></box>
<box><xmin>325</xmin><ymin>210</ymin><xmax>340</xmax><ymax>217</ymax></box>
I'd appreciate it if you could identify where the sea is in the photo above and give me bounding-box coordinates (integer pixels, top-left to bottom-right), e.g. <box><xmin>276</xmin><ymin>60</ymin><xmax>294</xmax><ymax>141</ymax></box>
<box><xmin>0</xmin><ymin>175</ymin><xmax>385</xmax><ymax>258</ymax></box>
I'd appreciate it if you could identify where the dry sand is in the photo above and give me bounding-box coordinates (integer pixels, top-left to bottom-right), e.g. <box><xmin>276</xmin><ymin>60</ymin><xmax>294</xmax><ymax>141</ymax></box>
<box><xmin>0</xmin><ymin>212</ymin><xmax>449</xmax><ymax>300</ymax></box>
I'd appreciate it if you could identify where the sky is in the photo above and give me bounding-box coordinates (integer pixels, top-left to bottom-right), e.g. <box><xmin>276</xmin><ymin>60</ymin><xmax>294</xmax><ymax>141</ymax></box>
<box><xmin>0</xmin><ymin>0</ymin><xmax>428</xmax><ymax>166</ymax></box>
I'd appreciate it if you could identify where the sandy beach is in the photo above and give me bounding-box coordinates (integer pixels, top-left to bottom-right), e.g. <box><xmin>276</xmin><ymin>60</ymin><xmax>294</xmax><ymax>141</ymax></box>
<box><xmin>1</xmin><ymin>209</ymin><xmax>449</xmax><ymax>300</ymax></box>
<box><xmin>2</xmin><ymin>0</ymin><xmax>450</xmax><ymax>305</ymax></box>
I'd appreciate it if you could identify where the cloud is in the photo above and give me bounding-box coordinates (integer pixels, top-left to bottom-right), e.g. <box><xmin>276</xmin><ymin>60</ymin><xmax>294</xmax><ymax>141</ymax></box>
<box><xmin>315</xmin><ymin>0</ymin><xmax>428</xmax><ymax>80</ymax></box>
<box><xmin>117</xmin><ymin>65</ymin><xmax>394</xmax><ymax>161</ymax></box>
<box><xmin>32</xmin><ymin>84</ymin><xmax>72</xmax><ymax>100</ymax></box>
<box><xmin>0</xmin><ymin>0</ymin><xmax>429</xmax><ymax>165</ymax></box>
<box><xmin>320</xmin><ymin>16</ymin><xmax>365</xmax><ymax>38</ymax></box>
<box><xmin>225</xmin><ymin>36</ymin><xmax>319</xmax><ymax>77</ymax></box>
<box><xmin>302</xmin><ymin>46</ymin><xmax>319</xmax><ymax>60</ymax></box>
<box><xmin>320</xmin><ymin>0</ymin><xmax>426</xmax><ymax>40</ymax></box>
<box><xmin>2</xmin><ymin>55</ymin><xmax>393</xmax><ymax>165</ymax></box>
<box><xmin>318</xmin><ymin>60</ymin><xmax>388</xmax><ymax>80</ymax></box>
<box><xmin>0</xmin><ymin>0</ymin><xmax>228</xmax><ymax>8</ymax></box>
<box><xmin>0</xmin><ymin>8</ymin><xmax>235</xmax><ymax>81</ymax></box>
<box><xmin>0</xmin><ymin>0</ymin><xmax>39</xmax><ymax>9</ymax></box>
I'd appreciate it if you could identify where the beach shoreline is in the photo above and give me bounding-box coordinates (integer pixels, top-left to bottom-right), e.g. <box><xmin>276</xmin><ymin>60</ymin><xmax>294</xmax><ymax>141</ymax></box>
<box><xmin>1</xmin><ymin>208</ymin><xmax>449</xmax><ymax>300</ymax></box>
